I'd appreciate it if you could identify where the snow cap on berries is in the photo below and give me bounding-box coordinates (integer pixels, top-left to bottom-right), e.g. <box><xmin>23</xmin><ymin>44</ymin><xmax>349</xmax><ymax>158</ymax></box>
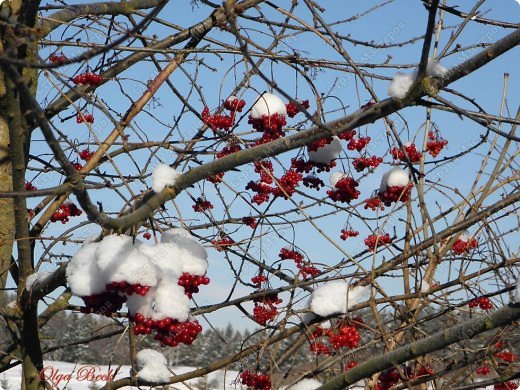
<box><xmin>136</xmin><ymin>349</ymin><xmax>170</xmax><ymax>383</ymax></box>
<box><xmin>380</xmin><ymin>166</ymin><xmax>409</xmax><ymax>192</ymax></box>
<box><xmin>152</xmin><ymin>163</ymin><xmax>179</xmax><ymax>193</ymax></box>
<box><xmin>161</xmin><ymin>228</ymin><xmax>208</xmax><ymax>275</ymax></box>
<box><xmin>251</xmin><ymin>93</ymin><xmax>287</xmax><ymax>118</ymax></box>
<box><xmin>66</xmin><ymin>242</ymin><xmax>106</xmax><ymax>296</ymax></box>
<box><xmin>309</xmin><ymin>280</ymin><xmax>371</xmax><ymax>317</ymax></box>
<box><xmin>308</xmin><ymin>136</ymin><xmax>342</xmax><ymax>164</ymax></box>
<box><xmin>329</xmin><ymin>172</ymin><xmax>346</xmax><ymax>187</ymax></box>
<box><xmin>94</xmin><ymin>235</ymin><xmax>159</xmax><ymax>286</ymax></box>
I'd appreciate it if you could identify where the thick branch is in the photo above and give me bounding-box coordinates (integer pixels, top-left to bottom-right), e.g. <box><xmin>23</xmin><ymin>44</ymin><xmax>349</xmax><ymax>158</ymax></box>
<box><xmin>317</xmin><ymin>304</ymin><xmax>520</xmax><ymax>390</ymax></box>
<box><xmin>38</xmin><ymin>0</ymin><xmax>164</xmax><ymax>36</ymax></box>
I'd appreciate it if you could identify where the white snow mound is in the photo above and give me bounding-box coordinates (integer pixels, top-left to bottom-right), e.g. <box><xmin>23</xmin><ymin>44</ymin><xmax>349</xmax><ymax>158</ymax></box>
<box><xmin>308</xmin><ymin>136</ymin><xmax>342</xmax><ymax>164</ymax></box>
<box><xmin>136</xmin><ymin>349</ymin><xmax>170</xmax><ymax>383</ymax></box>
<box><xmin>388</xmin><ymin>72</ymin><xmax>415</xmax><ymax>99</ymax></box>
<box><xmin>426</xmin><ymin>57</ymin><xmax>448</xmax><ymax>77</ymax></box>
<box><xmin>310</xmin><ymin>281</ymin><xmax>371</xmax><ymax>317</ymax></box>
<box><xmin>329</xmin><ymin>172</ymin><xmax>346</xmax><ymax>188</ymax></box>
<box><xmin>380</xmin><ymin>167</ymin><xmax>409</xmax><ymax>192</ymax></box>
<box><xmin>152</xmin><ymin>163</ymin><xmax>179</xmax><ymax>193</ymax></box>
<box><xmin>251</xmin><ymin>93</ymin><xmax>286</xmax><ymax>118</ymax></box>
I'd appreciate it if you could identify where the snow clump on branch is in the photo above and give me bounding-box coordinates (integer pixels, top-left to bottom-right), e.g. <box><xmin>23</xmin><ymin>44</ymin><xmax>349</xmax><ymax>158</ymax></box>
<box><xmin>309</xmin><ymin>280</ymin><xmax>371</xmax><ymax>317</ymax></box>
<box><xmin>388</xmin><ymin>58</ymin><xmax>448</xmax><ymax>98</ymax></box>
<box><xmin>152</xmin><ymin>163</ymin><xmax>180</xmax><ymax>193</ymax></box>
<box><xmin>136</xmin><ymin>349</ymin><xmax>171</xmax><ymax>383</ymax></box>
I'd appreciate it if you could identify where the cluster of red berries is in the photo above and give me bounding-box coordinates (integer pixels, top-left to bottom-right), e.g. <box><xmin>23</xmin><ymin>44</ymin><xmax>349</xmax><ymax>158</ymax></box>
<box><xmin>79</xmin><ymin>149</ymin><xmax>93</xmax><ymax>161</ymax></box>
<box><xmin>327</xmin><ymin>176</ymin><xmax>360</xmax><ymax>203</ymax></box>
<box><xmin>379</xmin><ymin>183</ymin><xmax>413</xmax><ymax>206</ymax></box>
<box><xmin>496</xmin><ymin>350</ymin><xmax>518</xmax><ymax>363</ymax></box>
<box><xmin>246</xmin><ymin>162</ymin><xmax>303</xmax><ymax>203</ymax></box>
<box><xmin>307</xmin><ymin>136</ymin><xmax>333</xmax><ymax>152</ymax></box>
<box><xmin>106</xmin><ymin>281</ymin><xmax>150</xmax><ymax>297</ymax></box>
<box><xmin>278</xmin><ymin>247</ymin><xmax>319</xmax><ymax>278</ymax></box>
<box><xmin>193</xmin><ymin>197</ymin><xmax>214</xmax><ymax>212</ymax></box>
<box><xmin>364</xmin><ymin>196</ymin><xmax>384</xmax><ymax>211</ymax></box>
<box><xmin>216</xmin><ymin>143</ymin><xmax>242</xmax><ymax>159</ymax></box>
<box><xmin>240</xmin><ymin>370</ymin><xmax>271</xmax><ymax>390</ymax></box>
<box><xmin>202</xmin><ymin>107</ymin><xmax>235</xmax><ymax>132</ymax></box>
<box><xmin>309</xmin><ymin>341</ymin><xmax>330</xmax><ymax>355</ymax></box>
<box><xmin>224</xmin><ymin>97</ymin><xmax>246</xmax><ymax>112</ymax></box>
<box><xmin>73</xmin><ymin>72</ymin><xmax>103</xmax><ymax>86</ymax></box>
<box><xmin>299</xmin><ymin>265</ymin><xmax>321</xmax><ymax>279</ymax></box>
<box><xmin>253</xmin><ymin>293</ymin><xmax>282</xmax><ymax>325</ymax></box>
<box><xmin>494</xmin><ymin>382</ymin><xmax>519</xmax><ymax>390</ymax></box>
<box><xmin>271</xmin><ymin>169</ymin><xmax>302</xmax><ymax>199</ymax></box>
<box><xmin>80</xmin><ymin>291</ymin><xmax>127</xmax><ymax>315</ymax></box>
<box><xmin>390</xmin><ymin>143</ymin><xmax>422</xmax><ymax>163</ymax></box>
<box><xmin>426</xmin><ymin>131</ymin><xmax>448</xmax><ymax>157</ymax></box>
<box><xmin>254</xmin><ymin>160</ymin><xmax>274</xmax><ymax>183</ymax></box>
<box><xmin>246</xmin><ymin>181</ymin><xmax>272</xmax><ymax>205</ymax></box>
<box><xmin>25</xmin><ymin>182</ymin><xmax>37</xmax><ymax>191</ymax></box>
<box><xmin>241</xmin><ymin>216</ymin><xmax>258</xmax><ymax>229</ymax></box>
<box><xmin>72</xmin><ymin>162</ymin><xmax>83</xmax><ymax>170</ymax></box>
<box><xmin>177</xmin><ymin>272</ymin><xmax>210</xmax><ymax>298</ymax></box>
<box><xmin>374</xmin><ymin>368</ymin><xmax>400</xmax><ymax>390</ymax></box>
<box><xmin>291</xmin><ymin>157</ymin><xmax>336</xmax><ymax>174</ymax></box>
<box><xmin>347</xmin><ymin>136</ymin><xmax>370</xmax><ymax>152</ymax></box>
<box><xmin>286</xmin><ymin>99</ymin><xmax>310</xmax><ymax>118</ymax></box>
<box><xmin>340</xmin><ymin>229</ymin><xmax>359</xmax><ymax>240</ymax></box>
<box><xmin>345</xmin><ymin>361</ymin><xmax>358</xmax><ymax>370</ymax></box>
<box><xmin>302</xmin><ymin>175</ymin><xmax>325</xmax><ymax>190</ymax></box>
<box><xmin>374</xmin><ymin>365</ymin><xmax>434</xmax><ymax>390</ymax></box>
<box><xmin>50</xmin><ymin>201</ymin><xmax>83</xmax><ymax>223</ymax></box>
<box><xmin>364</xmin><ymin>233</ymin><xmax>392</xmax><ymax>252</ymax></box>
<box><xmin>211</xmin><ymin>236</ymin><xmax>234</xmax><ymax>252</ymax></box>
<box><xmin>251</xmin><ymin>274</ymin><xmax>268</xmax><ymax>288</ymax></box>
<box><xmin>352</xmin><ymin>155</ymin><xmax>383</xmax><ymax>172</ymax></box>
<box><xmin>246</xmin><ymin>161</ymin><xmax>273</xmax><ymax>204</ymax></box>
<box><xmin>132</xmin><ymin>314</ymin><xmax>203</xmax><ymax>347</ymax></box>
<box><xmin>76</xmin><ymin>113</ymin><xmax>95</xmax><ymax>123</ymax></box>
<box><xmin>279</xmin><ymin>247</ymin><xmax>304</xmax><ymax>263</ymax></box>
<box><xmin>143</xmin><ymin>232</ymin><xmax>152</xmax><ymax>240</ymax></box>
<box><xmin>338</xmin><ymin>129</ymin><xmax>356</xmax><ymax>141</ymax></box>
<box><xmin>468</xmin><ymin>296</ymin><xmax>492</xmax><ymax>310</ymax></box>
<box><xmin>475</xmin><ymin>365</ymin><xmax>491</xmax><ymax>375</ymax></box>
<box><xmin>249</xmin><ymin>113</ymin><xmax>287</xmax><ymax>143</ymax></box>
<box><xmin>327</xmin><ymin>324</ymin><xmax>360</xmax><ymax>350</ymax></box>
<box><xmin>452</xmin><ymin>237</ymin><xmax>478</xmax><ymax>255</ymax></box>
<box><xmin>49</xmin><ymin>52</ymin><xmax>68</xmax><ymax>64</ymax></box>
<box><xmin>309</xmin><ymin>320</ymin><xmax>362</xmax><ymax>356</ymax></box>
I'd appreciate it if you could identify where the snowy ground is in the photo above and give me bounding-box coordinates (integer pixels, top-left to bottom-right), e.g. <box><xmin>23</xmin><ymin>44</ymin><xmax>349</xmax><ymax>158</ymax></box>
<box><xmin>1</xmin><ymin>361</ymin><xmax>241</xmax><ymax>389</ymax></box>
<box><xmin>1</xmin><ymin>361</ymin><xmax>500</xmax><ymax>389</ymax></box>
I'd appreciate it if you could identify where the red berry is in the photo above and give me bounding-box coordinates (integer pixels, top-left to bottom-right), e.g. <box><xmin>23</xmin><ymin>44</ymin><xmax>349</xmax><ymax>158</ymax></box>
<box><xmin>364</xmin><ymin>233</ymin><xmax>392</xmax><ymax>252</ymax></box>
